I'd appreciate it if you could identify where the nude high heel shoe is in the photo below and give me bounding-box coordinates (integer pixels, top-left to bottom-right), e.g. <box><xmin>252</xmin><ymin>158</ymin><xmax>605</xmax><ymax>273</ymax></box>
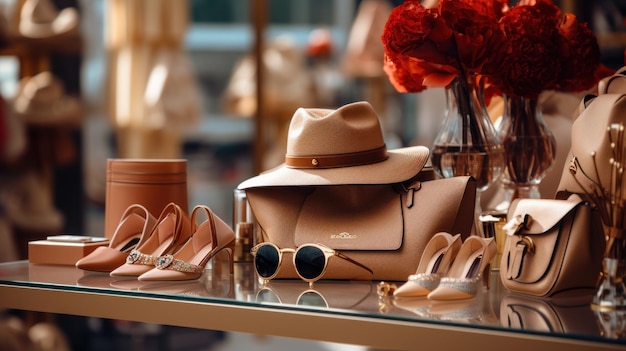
<box><xmin>110</xmin><ymin>202</ymin><xmax>192</xmax><ymax>277</ymax></box>
<box><xmin>427</xmin><ymin>236</ymin><xmax>496</xmax><ymax>301</ymax></box>
<box><xmin>394</xmin><ymin>232</ymin><xmax>461</xmax><ymax>298</ymax></box>
<box><xmin>137</xmin><ymin>205</ymin><xmax>236</xmax><ymax>281</ymax></box>
<box><xmin>76</xmin><ymin>204</ymin><xmax>157</xmax><ymax>272</ymax></box>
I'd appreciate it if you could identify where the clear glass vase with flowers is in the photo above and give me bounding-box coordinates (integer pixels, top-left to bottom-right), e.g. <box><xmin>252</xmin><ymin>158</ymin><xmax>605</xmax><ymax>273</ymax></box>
<box><xmin>489</xmin><ymin>0</ymin><xmax>601</xmax><ymax>209</ymax></box>
<box><xmin>381</xmin><ymin>0</ymin><xmax>509</xmax><ymax>236</ymax></box>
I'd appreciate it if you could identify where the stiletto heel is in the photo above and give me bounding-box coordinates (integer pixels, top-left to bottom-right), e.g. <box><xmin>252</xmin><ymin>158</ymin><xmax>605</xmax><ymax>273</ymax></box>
<box><xmin>138</xmin><ymin>205</ymin><xmax>236</xmax><ymax>281</ymax></box>
<box><xmin>394</xmin><ymin>232</ymin><xmax>461</xmax><ymax>297</ymax></box>
<box><xmin>224</xmin><ymin>240</ymin><xmax>236</xmax><ymax>274</ymax></box>
<box><xmin>482</xmin><ymin>264</ymin><xmax>491</xmax><ymax>290</ymax></box>
<box><xmin>427</xmin><ymin>236</ymin><xmax>496</xmax><ymax>300</ymax></box>
<box><xmin>110</xmin><ymin>203</ymin><xmax>192</xmax><ymax>277</ymax></box>
<box><xmin>76</xmin><ymin>204</ymin><xmax>157</xmax><ymax>272</ymax></box>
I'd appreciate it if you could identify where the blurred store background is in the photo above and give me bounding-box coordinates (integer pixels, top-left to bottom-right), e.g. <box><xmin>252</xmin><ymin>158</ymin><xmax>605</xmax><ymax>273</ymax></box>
<box><xmin>0</xmin><ymin>0</ymin><xmax>624</xmax><ymax>350</ymax></box>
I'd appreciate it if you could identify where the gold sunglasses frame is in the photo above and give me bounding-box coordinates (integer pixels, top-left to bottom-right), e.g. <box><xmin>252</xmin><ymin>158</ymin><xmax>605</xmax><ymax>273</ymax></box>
<box><xmin>251</xmin><ymin>242</ymin><xmax>373</xmax><ymax>287</ymax></box>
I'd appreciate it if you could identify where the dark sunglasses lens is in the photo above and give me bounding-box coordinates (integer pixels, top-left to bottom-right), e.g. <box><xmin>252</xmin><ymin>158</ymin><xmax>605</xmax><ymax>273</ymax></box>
<box><xmin>295</xmin><ymin>246</ymin><xmax>326</xmax><ymax>280</ymax></box>
<box><xmin>255</xmin><ymin>245</ymin><xmax>280</xmax><ymax>278</ymax></box>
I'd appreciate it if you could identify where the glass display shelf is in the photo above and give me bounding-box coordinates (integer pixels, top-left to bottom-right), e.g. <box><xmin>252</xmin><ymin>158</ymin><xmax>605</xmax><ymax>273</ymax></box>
<box><xmin>0</xmin><ymin>260</ymin><xmax>624</xmax><ymax>351</ymax></box>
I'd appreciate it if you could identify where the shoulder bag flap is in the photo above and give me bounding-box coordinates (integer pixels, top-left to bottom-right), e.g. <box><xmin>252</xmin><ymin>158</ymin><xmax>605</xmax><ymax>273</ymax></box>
<box><xmin>294</xmin><ymin>184</ymin><xmax>403</xmax><ymax>250</ymax></box>
<box><xmin>503</xmin><ymin>195</ymin><xmax>584</xmax><ymax>283</ymax></box>
<box><xmin>509</xmin><ymin>196</ymin><xmax>583</xmax><ymax>235</ymax></box>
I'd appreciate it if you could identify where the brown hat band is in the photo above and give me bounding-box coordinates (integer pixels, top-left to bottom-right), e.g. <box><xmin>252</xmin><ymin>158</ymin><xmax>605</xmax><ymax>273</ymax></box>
<box><xmin>285</xmin><ymin>145</ymin><xmax>388</xmax><ymax>169</ymax></box>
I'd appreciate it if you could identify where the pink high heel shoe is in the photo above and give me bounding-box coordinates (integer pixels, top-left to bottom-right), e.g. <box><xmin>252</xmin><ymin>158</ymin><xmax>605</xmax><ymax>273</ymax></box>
<box><xmin>427</xmin><ymin>236</ymin><xmax>496</xmax><ymax>301</ymax></box>
<box><xmin>76</xmin><ymin>204</ymin><xmax>156</xmax><ymax>272</ymax></box>
<box><xmin>137</xmin><ymin>205</ymin><xmax>236</xmax><ymax>281</ymax></box>
<box><xmin>110</xmin><ymin>202</ymin><xmax>192</xmax><ymax>277</ymax></box>
<box><xmin>394</xmin><ymin>232</ymin><xmax>461</xmax><ymax>298</ymax></box>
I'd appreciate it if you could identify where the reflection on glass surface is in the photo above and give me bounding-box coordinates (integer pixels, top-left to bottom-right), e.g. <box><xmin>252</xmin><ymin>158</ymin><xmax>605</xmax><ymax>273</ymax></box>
<box><xmin>392</xmin><ymin>288</ymin><xmax>497</xmax><ymax>326</ymax></box>
<box><xmin>254</xmin><ymin>280</ymin><xmax>372</xmax><ymax>310</ymax></box>
<box><xmin>0</xmin><ymin>261</ymin><xmax>624</xmax><ymax>345</ymax></box>
<box><xmin>595</xmin><ymin>310</ymin><xmax>626</xmax><ymax>340</ymax></box>
<box><xmin>500</xmin><ymin>293</ymin><xmax>600</xmax><ymax>335</ymax></box>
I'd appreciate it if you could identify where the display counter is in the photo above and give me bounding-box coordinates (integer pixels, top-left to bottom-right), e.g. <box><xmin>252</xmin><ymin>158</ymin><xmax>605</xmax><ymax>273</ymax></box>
<box><xmin>0</xmin><ymin>260</ymin><xmax>624</xmax><ymax>350</ymax></box>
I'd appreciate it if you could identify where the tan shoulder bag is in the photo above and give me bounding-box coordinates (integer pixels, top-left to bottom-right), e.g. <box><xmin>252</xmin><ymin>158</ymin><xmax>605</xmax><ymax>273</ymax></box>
<box><xmin>499</xmin><ymin>194</ymin><xmax>604</xmax><ymax>297</ymax></box>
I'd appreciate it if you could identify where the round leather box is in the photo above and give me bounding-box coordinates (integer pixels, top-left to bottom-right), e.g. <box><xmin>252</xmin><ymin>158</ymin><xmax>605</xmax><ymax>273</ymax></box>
<box><xmin>104</xmin><ymin>159</ymin><xmax>189</xmax><ymax>239</ymax></box>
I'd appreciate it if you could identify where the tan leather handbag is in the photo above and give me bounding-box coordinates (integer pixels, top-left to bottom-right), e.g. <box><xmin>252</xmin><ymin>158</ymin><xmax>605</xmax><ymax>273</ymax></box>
<box><xmin>555</xmin><ymin>72</ymin><xmax>626</xmax><ymax>263</ymax></box>
<box><xmin>557</xmin><ymin>66</ymin><xmax>626</xmax><ymax>199</ymax></box>
<box><xmin>557</xmin><ymin>93</ymin><xmax>626</xmax><ymax>200</ymax></box>
<box><xmin>245</xmin><ymin>174</ymin><xmax>476</xmax><ymax>281</ymax></box>
<box><xmin>104</xmin><ymin>159</ymin><xmax>189</xmax><ymax>239</ymax></box>
<box><xmin>499</xmin><ymin>194</ymin><xmax>604</xmax><ymax>297</ymax></box>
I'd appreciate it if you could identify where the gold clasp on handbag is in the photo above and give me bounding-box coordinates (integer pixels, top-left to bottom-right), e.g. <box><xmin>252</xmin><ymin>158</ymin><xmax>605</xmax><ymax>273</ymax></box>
<box><xmin>517</xmin><ymin>236</ymin><xmax>534</xmax><ymax>254</ymax></box>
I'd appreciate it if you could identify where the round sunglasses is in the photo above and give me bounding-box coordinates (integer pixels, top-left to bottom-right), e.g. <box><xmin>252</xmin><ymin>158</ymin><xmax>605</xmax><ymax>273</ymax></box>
<box><xmin>250</xmin><ymin>242</ymin><xmax>373</xmax><ymax>287</ymax></box>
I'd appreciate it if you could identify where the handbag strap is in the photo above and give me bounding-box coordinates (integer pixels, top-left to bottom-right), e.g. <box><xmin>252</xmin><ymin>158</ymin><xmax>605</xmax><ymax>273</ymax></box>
<box><xmin>503</xmin><ymin>214</ymin><xmax>531</xmax><ymax>279</ymax></box>
<box><xmin>507</xmin><ymin>238</ymin><xmax>533</xmax><ymax>280</ymax></box>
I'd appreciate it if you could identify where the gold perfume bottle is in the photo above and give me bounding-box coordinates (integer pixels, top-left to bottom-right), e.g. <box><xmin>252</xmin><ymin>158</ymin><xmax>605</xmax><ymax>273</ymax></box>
<box><xmin>232</xmin><ymin>189</ymin><xmax>255</xmax><ymax>262</ymax></box>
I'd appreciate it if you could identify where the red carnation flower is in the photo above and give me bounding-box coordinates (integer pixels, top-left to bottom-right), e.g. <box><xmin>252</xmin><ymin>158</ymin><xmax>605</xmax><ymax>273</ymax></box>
<box><xmin>493</xmin><ymin>4</ymin><xmax>561</xmax><ymax>98</ymax></box>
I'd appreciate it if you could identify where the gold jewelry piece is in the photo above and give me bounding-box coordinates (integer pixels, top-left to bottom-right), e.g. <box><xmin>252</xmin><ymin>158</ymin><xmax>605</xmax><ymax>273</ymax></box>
<box><xmin>377</xmin><ymin>281</ymin><xmax>397</xmax><ymax>297</ymax></box>
<box><xmin>155</xmin><ymin>254</ymin><xmax>204</xmax><ymax>274</ymax></box>
<box><xmin>126</xmin><ymin>249</ymin><xmax>158</xmax><ymax>266</ymax></box>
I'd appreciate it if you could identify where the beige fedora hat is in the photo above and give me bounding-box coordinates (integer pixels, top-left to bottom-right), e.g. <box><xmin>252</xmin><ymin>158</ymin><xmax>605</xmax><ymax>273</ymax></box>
<box><xmin>238</xmin><ymin>101</ymin><xmax>429</xmax><ymax>188</ymax></box>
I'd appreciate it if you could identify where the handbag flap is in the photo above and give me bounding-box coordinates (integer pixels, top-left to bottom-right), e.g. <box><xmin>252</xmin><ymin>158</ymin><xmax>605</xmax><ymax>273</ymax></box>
<box><xmin>295</xmin><ymin>184</ymin><xmax>403</xmax><ymax>250</ymax></box>
<box><xmin>503</xmin><ymin>195</ymin><xmax>584</xmax><ymax>284</ymax></box>
<box><xmin>507</xmin><ymin>195</ymin><xmax>584</xmax><ymax>235</ymax></box>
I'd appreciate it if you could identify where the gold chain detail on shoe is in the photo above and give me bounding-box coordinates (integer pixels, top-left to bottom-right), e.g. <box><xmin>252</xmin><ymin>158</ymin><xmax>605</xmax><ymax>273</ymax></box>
<box><xmin>126</xmin><ymin>249</ymin><xmax>158</xmax><ymax>266</ymax></box>
<box><xmin>155</xmin><ymin>254</ymin><xmax>204</xmax><ymax>274</ymax></box>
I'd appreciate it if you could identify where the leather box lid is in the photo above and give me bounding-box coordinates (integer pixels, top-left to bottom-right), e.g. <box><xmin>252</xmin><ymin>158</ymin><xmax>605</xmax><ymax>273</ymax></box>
<box><xmin>106</xmin><ymin>159</ymin><xmax>187</xmax><ymax>184</ymax></box>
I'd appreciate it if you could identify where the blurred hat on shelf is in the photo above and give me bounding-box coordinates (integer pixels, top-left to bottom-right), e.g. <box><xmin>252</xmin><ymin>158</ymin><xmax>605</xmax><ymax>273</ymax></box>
<box><xmin>19</xmin><ymin>0</ymin><xmax>79</xmax><ymax>39</ymax></box>
<box><xmin>143</xmin><ymin>47</ymin><xmax>202</xmax><ymax>132</ymax></box>
<box><xmin>12</xmin><ymin>71</ymin><xmax>82</xmax><ymax>126</ymax></box>
<box><xmin>4</xmin><ymin>171</ymin><xmax>63</xmax><ymax>233</ymax></box>
<box><xmin>222</xmin><ymin>35</ymin><xmax>316</xmax><ymax>119</ymax></box>
<box><xmin>341</xmin><ymin>0</ymin><xmax>392</xmax><ymax>78</ymax></box>
<box><xmin>0</xmin><ymin>93</ymin><xmax>27</xmax><ymax>163</ymax></box>
<box><xmin>28</xmin><ymin>322</ymin><xmax>71</xmax><ymax>351</ymax></box>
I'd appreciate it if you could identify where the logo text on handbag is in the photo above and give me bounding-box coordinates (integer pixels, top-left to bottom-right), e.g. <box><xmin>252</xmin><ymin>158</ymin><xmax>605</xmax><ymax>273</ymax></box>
<box><xmin>331</xmin><ymin>232</ymin><xmax>357</xmax><ymax>239</ymax></box>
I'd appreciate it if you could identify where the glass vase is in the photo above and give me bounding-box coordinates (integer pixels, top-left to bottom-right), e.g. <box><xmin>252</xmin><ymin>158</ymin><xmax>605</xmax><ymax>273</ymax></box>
<box><xmin>431</xmin><ymin>75</ymin><xmax>505</xmax><ymax>236</ymax></box>
<box><xmin>593</xmin><ymin>227</ymin><xmax>626</xmax><ymax>311</ymax></box>
<box><xmin>498</xmin><ymin>95</ymin><xmax>556</xmax><ymax>206</ymax></box>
